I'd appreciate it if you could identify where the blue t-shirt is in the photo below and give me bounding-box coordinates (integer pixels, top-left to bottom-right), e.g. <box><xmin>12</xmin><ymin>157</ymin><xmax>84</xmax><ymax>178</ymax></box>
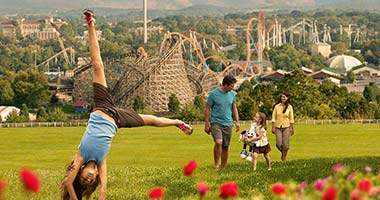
<box><xmin>79</xmin><ymin>113</ymin><xmax>118</xmax><ymax>164</ymax></box>
<box><xmin>207</xmin><ymin>88</ymin><xmax>236</xmax><ymax>126</ymax></box>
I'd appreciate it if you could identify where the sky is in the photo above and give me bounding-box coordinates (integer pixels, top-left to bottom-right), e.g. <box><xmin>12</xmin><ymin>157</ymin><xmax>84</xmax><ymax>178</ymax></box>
<box><xmin>0</xmin><ymin>0</ymin><xmax>378</xmax><ymax>11</ymax></box>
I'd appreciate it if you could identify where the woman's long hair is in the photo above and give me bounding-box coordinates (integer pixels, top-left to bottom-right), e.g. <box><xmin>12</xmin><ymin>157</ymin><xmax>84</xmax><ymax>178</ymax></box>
<box><xmin>273</xmin><ymin>92</ymin><xmax>290</xmax><ymax>113</ymax></box>
<box><xmin>60</xmin><ymin>161</ymin><xmax>100</xmax><ymax>200</ymax></box>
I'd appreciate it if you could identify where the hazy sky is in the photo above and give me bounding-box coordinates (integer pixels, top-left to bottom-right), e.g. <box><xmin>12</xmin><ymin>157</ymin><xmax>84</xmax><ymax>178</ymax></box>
<box><xmin>0</xmin><ymin>0</ymin><xmax>378</xmax><ymax>10</ymax></box>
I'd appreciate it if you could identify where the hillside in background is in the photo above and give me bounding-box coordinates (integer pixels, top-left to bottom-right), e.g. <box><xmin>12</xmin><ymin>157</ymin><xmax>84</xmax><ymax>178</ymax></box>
<box><xmin>0</xmin><ymin>0</ymin><xmax>379</xmax><ymax>10</ymax></box>
<box><xmin>0</xmin><ymin>0</ymin><xmax>379</xmax><ymax>18</ymax></box>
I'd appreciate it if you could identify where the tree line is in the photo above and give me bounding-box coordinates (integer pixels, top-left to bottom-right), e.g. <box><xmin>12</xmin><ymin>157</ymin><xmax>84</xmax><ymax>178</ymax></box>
<box><xmin>1</xmin><ymin>9</ymin><xmax>380</xmax><ymax>122</ymax></box>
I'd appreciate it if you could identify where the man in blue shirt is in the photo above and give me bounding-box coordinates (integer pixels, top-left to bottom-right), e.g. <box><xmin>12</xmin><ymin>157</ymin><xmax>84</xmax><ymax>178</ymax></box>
<box><xmin>204</xmin><ymin>75</ymin><xmax>240</xmax><ymax>170</ymax></box>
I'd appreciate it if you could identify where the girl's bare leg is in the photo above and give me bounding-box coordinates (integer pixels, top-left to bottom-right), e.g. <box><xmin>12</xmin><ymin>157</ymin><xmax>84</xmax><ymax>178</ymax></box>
<box><xmin>139</xmin><ymin>114</ymin><xmax>193</xmax><ymax>135</ymax></box>
<box><xmin>84</xmin><ymin>9</ymin><xmax>107</xmax><ymax>87</ymax></box>
<box><xmin>264</xmin><ymin>153</ymin><xmax>271</xmax><ymax>170</ymax></box>
<box><xmin>252</xmin><ymin>152</ymin><xmax>258</xmax><ymax>171</ymax></box>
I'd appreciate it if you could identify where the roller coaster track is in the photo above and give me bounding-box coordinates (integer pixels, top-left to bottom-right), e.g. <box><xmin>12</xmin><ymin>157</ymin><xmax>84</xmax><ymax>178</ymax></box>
<box><xmin>113</xmin><ymin>38</ymin><xmax>182</xmax><ymax>102</ymax></box>
<box><xmin>36</xmin><ymin>47</ymin><xmax>74</xmax><ymax>67</ymax></box>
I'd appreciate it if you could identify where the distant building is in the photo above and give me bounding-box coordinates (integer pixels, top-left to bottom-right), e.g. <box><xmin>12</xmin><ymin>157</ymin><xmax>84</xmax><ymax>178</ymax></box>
<box><xmin>0</xmin><ymin>16</ymin><xmax>65</xmax><ymax>40</ymax></box>
<box><xmin>0</xmin><ymin>106</ymin><xmax>36</xmax><ymax>122</ymax></box>
<box><xmin>312</xmin><ymin>43</ymin><xmax>331</xmax><ymax>58</ymax></box>
<box><xmin>75</xmin><ymin>30</ymin><xmax>102</xmax><ymax>44</ymax></box>
<box><xmin>300</xmin><ymin>67</ymin><xmax>313</xmax><ymax>74</ymax></box>
<box><xmin>351</xmin><ymin>64</ymin><xmax>380</xmax><ymax>78</ymax></box>
<box><xmin>311</xmin><ymin>69</ymin><xmax>341</xmax><ymax>80</ymax></box>
<box><xmin>0</xmin><ymin>21</ymin><xmax>16</xmax><ymax>37</ymax></box>
<box><xmin>73</xmin><ymin>100</ymin><xmax>89</xmax><ymax>113</ymax></box>
<box><xmin>262</xmin><ymin>69</ymin><xmax>290</xmax><ymax>80</ymax></box>
<box><xmin>131</xmin><ymin>26</ymin><xmax>164</xmax><ymax>36</ymax></box>
<box><xmin>327</xmin><ymin>54</ymin><xmax>362</xmax><ymax>72</ymax></box>
<box><xmin>38</xmin><ymin>27</ymin><xmax>60</xmax><ymax>40</ymax></box>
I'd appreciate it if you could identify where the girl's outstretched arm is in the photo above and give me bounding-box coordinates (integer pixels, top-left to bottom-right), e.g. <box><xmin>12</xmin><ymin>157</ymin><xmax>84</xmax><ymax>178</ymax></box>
<box><xmin>64</xmin><ymin>152</ymin><xmax>83</xmax><ymax>200</ymax></box>
<box><xmin>97</xmin><ymin>159</ymin><xmax>107</xmax><ymax>200</ymax></box>
<box><xmin>84</xmin><ymin>9</ymin><xmax>107</xmax><ymax>87</ymax></box>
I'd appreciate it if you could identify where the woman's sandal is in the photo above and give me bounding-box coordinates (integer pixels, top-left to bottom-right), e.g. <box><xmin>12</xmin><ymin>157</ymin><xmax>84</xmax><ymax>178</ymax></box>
<box><xmin>83</xmin><ymin>9</ymin><xmax>96</xmax><ymax>24</ymax></box>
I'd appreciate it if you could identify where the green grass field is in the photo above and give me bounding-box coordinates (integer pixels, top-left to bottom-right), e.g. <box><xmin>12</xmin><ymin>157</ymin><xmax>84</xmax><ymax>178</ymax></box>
<box><xmin>0</xmin><ymin>124</ymin><xmax>380</xmax><ymax>199</ymax></box>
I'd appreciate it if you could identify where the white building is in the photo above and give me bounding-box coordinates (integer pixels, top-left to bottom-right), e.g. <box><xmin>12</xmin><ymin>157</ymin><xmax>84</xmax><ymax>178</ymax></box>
<box><xmin>0</xmin><ymin>106</ymin><xmax>36</xmax><ymax>122</ymax></box>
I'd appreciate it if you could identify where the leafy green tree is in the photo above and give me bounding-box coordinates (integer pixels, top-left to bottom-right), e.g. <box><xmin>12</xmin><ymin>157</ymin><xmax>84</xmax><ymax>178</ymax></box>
<box><xmin>133</xmin><ymin>96</ymin><xmax>145</xmax><ymax>113</ymax></box>
<box><xmin>19</xmin><ymin>104</ymin><xmax>30</xmax><ymax>122</ymax></box>
<box><xmin>193</xmin><ymin>96</ymin><xmax>206</xmax><ymax>111</ymax></box>
<box><xmin>238</xmin><ymin>80</ymin><xmax>253</xmax><ymax>92</ymax></box>
<box><xmin>319</xmin><ymin>79</ymin><xmax>348</xmax><ymax>118</ymax></box>
<box><xmin>363</xmin><ymin>83</ymin><xmax>380</xmax><ymax>102</ymax></box>
<box><xmin>331</xmin><ymin>42</ymin><xmax>347</xmax><ymax>55</ymax></box>
<box><xmin>362</xmin><ymin>40</ymin><xmax>380</xmax><ymax>65</ymax></box>
<box><xmin>36</xmin><ymin>107</ymin><xmax>48</xmax><ymax>122</ymax></box>
<box><xmin>237</xmin><ymin>90</ymin><xmax>257</xmax><ymax>120</ymax></box>
<box><xmin>0</xmin><ymin>78</ymin><xmax>15</xmax><ymax>105</ymax></box>
<box><xmin>341</xmin><ymin>93</ymin><xmax>371</xmax><ymax>119</ymax></box>
<box><xmin>99</xmin><ymin>40</ymin><xmax>123</xmax><ymax>58</ymax></box>
<box><xmin>274</xmin><ymin>69</ymin><xmax>321</xmax><ymax>119</ymax></box>
<box><xmin>178</xmin><ymin>104</ymin><xmax>203</xmax><ymax>122</ymax></box>
<box><xmin>342</xmin><ymin>71</ymin><xmax>356</xmax><ymax>83</ymax></box>
<box><xmin>49</xmin><ymin>107</ymin><xmax>66</xmax><ymax>122</ymax></box>
<box><xmin>168</xmin><ymin>94</ymin><xmax>180</xmax><ymax>113</ymax></box>
<box><xmin>250</xmin><ymin>83</ymin><xmax>277</xmax><ymax>118</ymax></box>
<box><xmin>369</xmin><ymin>103</ymin><xmax>380</xmax><ymax>119</ymax></box>
<box><xmin>315</xmin><ymin>103</ymin><xmax>337</xmax><ymax>119</ymax></box>
<box><xmin>5</xmin><ymin>109</ymin><xmax>21</xmax><ymax>123</ymax></box>
<box><xmin>12</xmin><ymin>69</ymin><xmax>50</xmax><ymax>109</ymax></box>
<box><xmin>59</xmin><ymin>23</ymin><xmax>75</xmax><ymax>37</ymax></box>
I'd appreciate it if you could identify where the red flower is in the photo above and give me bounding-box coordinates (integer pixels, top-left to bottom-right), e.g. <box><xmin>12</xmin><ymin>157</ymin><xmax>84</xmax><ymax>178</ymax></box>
<box><xmin>313</xmin><ymin>179</ymin><xmax>327</xmax><ymax>191</ymax></box>
<box><xmin>347</xmin><ymin>172</ymin><xmax>356</xmax><ymax>182</ymax></box>
<box><xmin>149</xmin><ymin>187</ymin><xmax>165</xmax><ymax>199</ymax></box>
<box><xmin>183</xmin><ymin>160</ymin><xmax>197</xmax><ymax>176</ymax></box>
<box><xmin>364</xmin><ymin>166</ymin><xmax>372</xmax><ymax>174</ymax></box>
<box><xmin>358</xmin><ymin>179</ymin><xmax>371</xmax><ymax>192</ymax></box>
<box><xmin>296</xmin><ymin>181</ymin><xmax>307</xmax><ymax>196</ymax></box>
<box><xmin>323</xmin><ymin>186</ymin><xmax>337</xmax><ymax>200</ymax></box>
<box><xmin>20</xmin><ymin>168</ymin><xmax>40</xmax><ymax>193</ymax></box>
<box><xmin>197</xmin><ymin>182</ymin><xmax>210</xmax><ymax>195</ymax></box>
<box><xmin>332</xmin><ymin>163</ymin><xmax>343</xmax><ymax>172</ymax></box>
<box><xmin>219</xmin><ymin>181</ymin><xmax>238</xmax><ymax>199</ymax></box>
<box><xmin>271</xmin><ymin>183</ymin><xmax>286</xmax><ymax>195</ymax></box>
<box><xmin>350</xmin><ymin>189</ymin><xmax>364</xmax><ymax>200</ymax></box>
<box><xmin>369</xmin><ymin>187</ymin><xmax>379</xmax><ymax>197</ymax></box>
<box><xmin>0</xmin><ymin>179</ymin><xmax>6</xmax><ymax>191</ymax></box>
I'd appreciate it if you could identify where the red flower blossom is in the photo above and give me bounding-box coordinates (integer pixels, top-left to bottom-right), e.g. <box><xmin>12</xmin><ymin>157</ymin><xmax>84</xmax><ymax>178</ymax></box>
<box><xmin>347</xmin><ymin>172</ymin><xmax>356</xmax><ymax>182</ymax></box>
<box><xmin>271</xmin><ymin>183</ymin><xmax>286</xmax><ymax>195</ymax></box>
<box><xmin>323</xmin><ymin>186</ymin><xmax>337</xmax><ymax>200</ymax></box>
<box><xmin>350</xmin><ymin>189</ymin><xmax>364</xmax><ymax>200</ymax></box>
<box><xmin>313</xmin><ymin>179</ymin><xmax>327</xmax><ymax>191</ymax></box>
<box><xmin>296</xmin><ymin>181</ymin><xmax>307</xmax><ymax>197</ymax></box>
<box><xmin>358</xmin><ymin>179</ymin><xmax>371</xmax><ymax>192</ymax></box>
<box><xmin>197</xmin><ymin>182</ymin><xmax>210</xmax><ymax>195</ymax></box>
<box><xmin>364</xmin><ymin>166</ymin><xmax>372</xmax><ymax>174</ymax></box>
<box><xmin>220</xmin><ymin>181</ymin><xmax>238</xmax><ymax>199</ymax></box>
<box><xmin>0</xmin><ymin>179</ymin><xmax>6</xmax><ymax>191</ymax></box>
<box><xmin>332</xmin><ymin>163</ymin><xmax>343</xmax><ymax>172</ymax></box>
<box><xmin>369</xmin><ymin>187</ymin><xmax>379</xmax><ymax>197</ymax></box>
<box><xmin>183</xmin><ymin>160</ymin><xmax>197</xmax><ymax>176</ymax></box>
<box><xmin>149</xmin><ymin>187</ymin><xmax>165</xmax><ymax>199</ymax></box>
<box><xmin>20</xmin><ymin>168</ymin><xmax>40</xmax><ymax>193</ymax></box>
